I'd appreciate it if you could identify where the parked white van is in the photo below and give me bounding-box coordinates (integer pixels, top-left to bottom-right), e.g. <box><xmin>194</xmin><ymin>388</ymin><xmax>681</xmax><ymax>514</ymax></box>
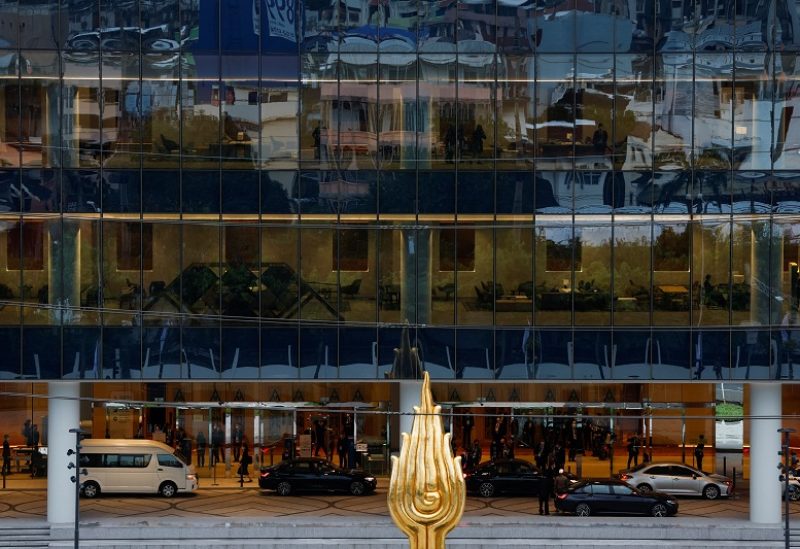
<box><xmin>78</xmin><ymin>439</ymin><xmax>198</xmax><ymax>498</ymax></box>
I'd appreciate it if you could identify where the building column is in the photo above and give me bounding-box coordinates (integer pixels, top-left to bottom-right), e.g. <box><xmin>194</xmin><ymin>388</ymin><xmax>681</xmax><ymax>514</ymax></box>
<box><xmin>749</xmin><ymin>382</ymin><xmax>781</xmax><ymax>524</ymax></box>
<box><xmin>49</xmin><ymin>221</ymin><xmax>81</xmax><ymax>324</ymax></box>
<box><xmin>47</xmin><ymin>382</ymin><xmax>81</xmax><ymax>524</ymax></box>
<box><xmin>398</xmin><ymin>380</ymin><xmax>423</xmax><ymax>445</ymax></box>
<box><xmin>401</xmin><ymin>229</ymin><xmax>431</xmax><ymax>325</ymax></box>
<box><xmin>749</xmin><ymin>222</ymin><xmax>781</xmax><ymax>327</ymax></box>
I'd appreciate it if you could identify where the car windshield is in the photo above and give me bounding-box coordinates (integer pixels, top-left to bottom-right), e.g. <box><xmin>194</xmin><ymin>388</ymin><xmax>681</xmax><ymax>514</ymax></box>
<box><xmin>569</xmin><ymin>481</ymin><xmax>590</xmax><ymax>492</ymax></box>
<box><xmin>172</xmin><ymin>449</ymin><xmax>187</xmax><ymax>464</ymax></box>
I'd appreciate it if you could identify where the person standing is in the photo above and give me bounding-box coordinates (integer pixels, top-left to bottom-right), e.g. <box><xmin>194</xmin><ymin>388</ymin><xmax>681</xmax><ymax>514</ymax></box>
<box><xmin>522</xmin><ymin>418</ymin><xmax>534</xmax><ymax>449</ymax></box>
<box><xmin>490</xmin><ymin>436</ymin><xmax>501</xmax><ymax>462</ymax></box>
<box><xmin>22</xmin><ymin>420</ymin><xmax>31</xmax><ymax>446</ymax></box>
<box><xmin>627</xmin><ymin>434</ymin><xmax>640</xmax><ymax>469</ymax></box>
<box><xmin>238</xmin><ymin>443</ymin><xmax>252</xmax><ymax>482</ymax></box>
<box><xmin>314</xmin><ymin>419</ymin><xmax>327</xmax><ymax>458</ymax></box>
<box><xmin>470</xmin><ymin>124</ymin><xmax>487</xmax><ymax>159</ymax></box>
<box><xmin>461</xmin><ymin>414</ymin><xmax>474</xmax><ymax>450</ymax></box>
<box><xmin>241</xmin><ymin>432</ymin><xmax>250</xmax><ymax>465</ymax></box>
<box><xmin>694</xmin><ymin>435</ymin><xmax>706</xmax><ymax>471</ymax></box>
<box><xmin>592</xmin><ymin>123</ymin><xmax>608</xmax><ymax>154</ymax></box>
<box><xmin>337</xmin><ymin>431</ymin><xmax>348</xmax><ymax>469</ymax></box>
<box><xmin>468</xmin><ymin>440</ymin><xmax>482</xmax><ymax>470</ymax></box>
<box><xmin>535</xmin><ymin>440</ymin><xmax>547</xmax><ymax>469</ymax></box>
<box><xmin>31</xmin><ymin>425</ymin><xmax>39</xmax><ymax>449</ymax></box>
<box><xmin>232</xmin><ymin>424</ymin><xmax>243</xmax><ymax>462</ymax></box>
<box><xmin>211</xmin><ymin>424</ymin><xmax>223</xmax><ymax>467</ymax></box>
<box><xmin>538</xmin><ymin>462</ymin><xmax>555</xmax><ymax>515</ymax></box>
<box><xmin>312</xmin><ymin>124</ymin><xmax>321</xmax><ymax>160</ymax></box>
<box><xmin>195</xmin><ymin>430</ymin><xmax>207</xmax><ymax>468</ymax></box>
<box><xmin>2</xmin><ymin>434</ymin><xmax>11</xmax><ymax>476</ymax></box>
<box><xmin>553</xmin><ymin>468</ymin><xmax>569</xmax><ymax>510</ymax></box>
<box><xmin>180</xmin><ymin>432</ymin><xmax>192</xmax><ymax>465</ymax></box>
<box><xmin>445</xmin><ymin>125</ymin><xmax>457</xmax><ymax>163</ymax></box>
<box><xmin>492</xmin><ymin>417</ymin><xmax>506</xmax><ymax>443</ymax></box>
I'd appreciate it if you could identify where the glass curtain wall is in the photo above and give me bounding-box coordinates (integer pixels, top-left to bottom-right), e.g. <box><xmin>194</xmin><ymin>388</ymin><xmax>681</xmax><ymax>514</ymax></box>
<box><xmin>0</xmin><ymin>0</ymin><xmax>798</xmax><ymax>380</ymax></box>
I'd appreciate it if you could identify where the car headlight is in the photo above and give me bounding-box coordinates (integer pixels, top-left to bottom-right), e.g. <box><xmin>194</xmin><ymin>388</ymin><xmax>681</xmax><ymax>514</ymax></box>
<box><xmin>186</xmin><ymin>474</ymin><xmax>196</xmax><ymax>481</ymax></box>
<box><xmin>364</xmin><ymin>477</ymin><xmax>376</xmax><ymax>483</ymax></box>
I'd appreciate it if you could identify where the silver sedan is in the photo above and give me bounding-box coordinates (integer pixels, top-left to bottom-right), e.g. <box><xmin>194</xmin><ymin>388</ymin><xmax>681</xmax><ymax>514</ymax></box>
<box><xmin>619</xmin><ymin>462</ymin><xmax>733</xmax><ymax>500</ymax></box>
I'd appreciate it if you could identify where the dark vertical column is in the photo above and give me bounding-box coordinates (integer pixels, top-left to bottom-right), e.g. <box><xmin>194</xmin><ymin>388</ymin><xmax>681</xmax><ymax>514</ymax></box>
<box><xmin>750</xmin><ymin>222</ymin><xmax>781</xmax><ymax>327</ymax></box>
<box><xmin>401</xmin><ymin>229</ymin><xmax>431</xmax><ymax>324</ymax></box>
<box><xmin>49</xmin><ymin>222</ymin><xmax>80</xmax><ymax>323</ymax></box>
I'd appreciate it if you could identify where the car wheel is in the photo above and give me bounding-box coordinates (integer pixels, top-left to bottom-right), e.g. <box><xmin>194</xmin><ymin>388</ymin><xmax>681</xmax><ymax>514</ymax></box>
<box><xmin>575</xmin><ymin>503</ymin><xmax>591</xmax><ymax>517</ymax></box>
<box><xmin>636</xmin><ymin>483</ymin><xmax>653</xmax><ymax>493</ymax></box>
<box><xmin>478</xmin><ymin>482</ymin><xmax>495</xmax><ymax>497</ymax></box>
<box><xmin>651</xmin><ymin>503</ymin><xmax>669</xmax><ymax>517</ymax></box>
<box><xmin>276</xmin><ymin>481</ymin><xmax>292</xmax><ymax>496</ymax></box>
<box><xmin>144</xmin><ymin>38</ymin><xmax>179</xmax><ymax>51</ymax></box>
<box><xmin>68</xmin><ymin>37</ymin><xmax>99</xmax><ymax>50</ymax></box>
<box><xmin>702</xmin><ymin>484</ymin><xmax>720</xmax><ymax>500</ymax></box>
<box><xmin>82</xmin><ymin>481</ymin><xmax>100</xmax><ymax>499</ymax></box>
<box><xmin>159</xmin><ymin>481</ymin><xmax>177</xmax><ymax>498</ymax></box>
<box><xmin>349</xmin><ymin>481</ymin><xmax>365</xmax><ymax>496</ymax></box>
<box><xmin>789</xmin><ymin>486</ymin><xmax>800</xmax><ymax>502</ymax></box>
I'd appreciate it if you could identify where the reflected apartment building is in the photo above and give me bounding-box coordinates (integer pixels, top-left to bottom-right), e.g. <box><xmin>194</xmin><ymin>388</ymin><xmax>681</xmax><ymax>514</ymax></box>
<box><xmin>0</xmin><ymin>0</ymin><xmax>799</xmax><ymax>524</ymax></box>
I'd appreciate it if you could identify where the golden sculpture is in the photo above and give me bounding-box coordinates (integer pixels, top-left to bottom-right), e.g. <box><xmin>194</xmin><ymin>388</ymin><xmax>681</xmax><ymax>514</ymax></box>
<box><xmin>388</xmin><ymin>372</ymin><xmax>466</xmax><ymax>549</ymax></box>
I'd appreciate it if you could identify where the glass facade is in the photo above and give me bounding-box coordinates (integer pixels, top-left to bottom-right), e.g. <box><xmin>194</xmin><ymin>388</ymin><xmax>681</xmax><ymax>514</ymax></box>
<box><xmin>0</xmin><ymin>0</ymin><xmax>799</xmax><ymax>382</ymax></box>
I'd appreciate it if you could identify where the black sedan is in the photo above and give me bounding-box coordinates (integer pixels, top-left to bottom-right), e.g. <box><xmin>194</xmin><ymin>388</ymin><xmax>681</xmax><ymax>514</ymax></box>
<box><xmin>259</xmin><ymin>457</ymin><xmax>377</xmax><ymax>496</ymax></box>
<box><xmin>555</xmin><ymin>479</ymin><xmax>678</xmax><ymax>517</ymax></box>
<box><xmin>464</xmin><ymin>459</ymin><xmax>544</xmax><ymax>497</ymax></box>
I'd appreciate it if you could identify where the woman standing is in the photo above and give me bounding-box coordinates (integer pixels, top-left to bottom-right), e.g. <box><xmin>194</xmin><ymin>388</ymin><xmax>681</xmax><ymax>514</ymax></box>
<box><xmin>238</xmin><ymin>443</ymin><xmax>253</xmax><ymax>482</ymax></box>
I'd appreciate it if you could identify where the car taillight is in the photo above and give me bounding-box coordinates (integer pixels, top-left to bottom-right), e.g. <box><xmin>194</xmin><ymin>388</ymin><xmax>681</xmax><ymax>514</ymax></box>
<box><xmin>260</xmin><ymin>471</ymin><xmax>271</xmax><ymax>478</ymax></box>
<box><xmin>620</xmin><ymin>474</ymin><xmax>632</xmax><ymax>481</ymax></box>
<box><xmin>557</xmin><ymin>493</ymin><xmax>568</xmax><ymax>500</ymax></box>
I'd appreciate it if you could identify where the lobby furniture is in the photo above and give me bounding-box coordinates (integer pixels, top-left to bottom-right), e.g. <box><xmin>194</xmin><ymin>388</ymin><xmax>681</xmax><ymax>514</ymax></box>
<box><xmin>516</xmin><ymin>281</ymin><xmax>534</xmax><ymax>298</ymax></box>
<box><xmin>436</xmin><ymin>283</ymin><xmax>455</xmax><ymax>300</ymax></box>
<box><xmin>656</xmin><ymin>284</ymin><xmax>690</xmax><ymax>310</ymax></box>
<box><xmin>340</xmin><ymin>278</ymin><xmax>362</xmax><ymax>298</ymax></box>
<box><xmin>379</xmin><ymin>284</ymin><xmax>400</xmax><ymax>309</ymax></box>
<box><xmin>495</xmin><ymin>295</ymin><xmax>533</xmax><ymax>312</ymax></box>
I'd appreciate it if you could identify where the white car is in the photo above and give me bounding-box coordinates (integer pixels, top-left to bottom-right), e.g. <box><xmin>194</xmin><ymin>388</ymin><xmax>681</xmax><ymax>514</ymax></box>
<box><xmin>619</xmin><ymin>462</ymin><xmax>733</xmax><ymax>500</ymax></box>
<box><xmin>79</xmin><ymin>439</ymin><xmax>197</xmax><ymax>498</ymax></box>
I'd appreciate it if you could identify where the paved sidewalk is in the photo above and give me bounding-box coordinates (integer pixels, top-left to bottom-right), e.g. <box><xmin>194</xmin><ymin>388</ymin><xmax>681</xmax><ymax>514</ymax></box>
<box><xmin>0</xmin><ymin>475</ymin><xmax>771</xmax><ymax>522</ymax></box>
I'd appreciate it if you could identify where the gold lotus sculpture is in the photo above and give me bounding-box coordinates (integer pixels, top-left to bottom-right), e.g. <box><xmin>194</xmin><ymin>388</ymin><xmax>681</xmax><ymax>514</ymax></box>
<box><xmin>388</xmin><ymin>372</ymin><xmax>465</xmax><ymax>549</ymax></box>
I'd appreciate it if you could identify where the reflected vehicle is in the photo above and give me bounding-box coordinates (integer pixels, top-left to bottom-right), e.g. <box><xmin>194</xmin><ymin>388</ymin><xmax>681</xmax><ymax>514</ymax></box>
<box><xmin>464</xmin><ymin>459</ymin><xmax>545</xmax><ymax>497</ymax></box>
<box><xmin>66</xmin><ymin>25</ymin><xmax>181</xmax><ymax>52</ymax></box>
<box><xmin>556</xmin><ymin>480</ymin><xmax>678</xmax><ymax>517</ymax></box>
<box><xmin>619</xmin><ymin>462</ymin><xmax>733</xmax><ymax>500</ymax></box>
<box><xmin>259</xmin><ymin>457</ymin><xmax>376</xmax><ymax>496</ymax></box>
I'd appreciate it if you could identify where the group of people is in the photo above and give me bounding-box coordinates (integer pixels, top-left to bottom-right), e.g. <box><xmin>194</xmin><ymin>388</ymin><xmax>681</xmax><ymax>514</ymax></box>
<box><xmin>150</xmin><ymin>422</ymin><xmax>253</xmax><ymax>481</ymax></box>
<box><xmin>1</xmin><ymin>422</ymin><xmax>44</xmax><ymax>478</ymax></box>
